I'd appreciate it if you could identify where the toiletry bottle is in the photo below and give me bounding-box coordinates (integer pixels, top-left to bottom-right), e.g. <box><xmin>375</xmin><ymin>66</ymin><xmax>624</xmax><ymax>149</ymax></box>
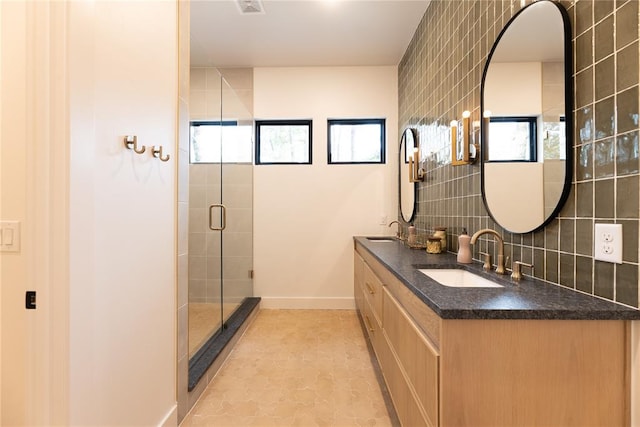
<box><xmin>457</xmin><ymin>228</ymin><xmax>472</xmax><ymax>264</ymax></box>
<box><xmin>408</xmin><ymin>224</ymin><xmax>417</xmax><ymax>245</ymax></box>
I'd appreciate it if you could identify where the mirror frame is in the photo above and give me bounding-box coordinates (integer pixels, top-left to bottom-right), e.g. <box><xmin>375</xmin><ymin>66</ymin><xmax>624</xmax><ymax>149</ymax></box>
<box><xmin>480</xmin><ymin>0</ymin><xmax>573</xmax><ymax>233</ymax></box>
<box><xmin>399</xmin><ymin>127</ymin><xmax>417</xmax><ymax>223</ymax></box>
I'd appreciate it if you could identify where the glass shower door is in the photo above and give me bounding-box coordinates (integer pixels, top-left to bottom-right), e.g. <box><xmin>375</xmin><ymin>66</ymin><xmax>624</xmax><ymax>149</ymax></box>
<box><xmin>187</xmin><ymin>69</ymin><xmax>254</xmax><ymax>362</ymax></box>
<box><xmin>220</xmin><ymin>73</ymin><xmax>254</xmax><ymax>326</ymax></box>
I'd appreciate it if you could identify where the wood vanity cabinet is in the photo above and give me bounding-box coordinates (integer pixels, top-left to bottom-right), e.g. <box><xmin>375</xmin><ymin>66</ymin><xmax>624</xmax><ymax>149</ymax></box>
<box><xmin>354</xmin><ymin>243</ymin><xmax>630</xmax><ymax>427</ymax></box>
<box><xmin>356</xmin><ymin>246</ymin><xmax>440</xmax><ymax>427</ymax></box>
<box><xmin>383</xmin><ymin>286</ymin><xmax>439</xmax><ymax>427</ymax></box>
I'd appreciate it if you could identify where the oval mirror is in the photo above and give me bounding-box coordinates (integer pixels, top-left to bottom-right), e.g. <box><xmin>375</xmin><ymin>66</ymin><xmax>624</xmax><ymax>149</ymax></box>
<box><xmin>481</xmin><ymin>0</ymin><xmax>572</xmax><ymax>233</ymax></box>
<box><xmin>400</xmin><ymin>128</ymin><xmax>417</xmax><ymax>223</ymax></box>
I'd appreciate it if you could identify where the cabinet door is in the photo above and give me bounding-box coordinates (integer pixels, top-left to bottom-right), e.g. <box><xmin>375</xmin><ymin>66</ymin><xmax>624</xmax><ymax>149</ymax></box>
<box><xmin>383</xmin><ymin>287</ymin><xmax>439</xmax><ymax>427</ymax></box>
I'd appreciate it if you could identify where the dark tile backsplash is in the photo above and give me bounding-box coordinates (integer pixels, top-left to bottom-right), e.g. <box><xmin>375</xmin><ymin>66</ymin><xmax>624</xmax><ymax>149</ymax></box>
<box><xmin>617</xmin><ymin>41</ymin><xmax>638</xmax><ymax>91</ymax></box>
<box><xmin>398</xmin><ymin>0</ymin><xmax>640</xmax><ymax>308</ymax></box>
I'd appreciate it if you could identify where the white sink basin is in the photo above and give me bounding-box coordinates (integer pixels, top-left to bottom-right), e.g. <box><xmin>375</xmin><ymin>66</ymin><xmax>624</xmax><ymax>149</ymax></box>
<box><xmin>418</xmin><ymin>269</ymin><xmax>503</xmax><ymax>288</ymax></box>
<box><xmin>366</xmin><ymin>237</ymin><xmax>396</xmax><ymax>242</ymax></box>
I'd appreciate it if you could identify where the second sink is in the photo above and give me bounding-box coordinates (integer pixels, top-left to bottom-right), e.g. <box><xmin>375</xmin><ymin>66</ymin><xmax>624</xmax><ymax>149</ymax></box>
<box><xmin>418</xmin><ymin>268</ymin><xmax>503</xmax><ymax>288</ymax></box>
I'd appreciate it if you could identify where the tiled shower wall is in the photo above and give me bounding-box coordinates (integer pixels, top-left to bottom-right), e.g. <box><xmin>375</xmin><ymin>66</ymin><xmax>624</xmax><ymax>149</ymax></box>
<box><xmin>399</xmin><ymin>0</ymin><xmax>640</xmax><ymax>307</ymax></box>
<box><xmin>177</xmin><ymin>0</ymin><xmax>190</xmax><ymax>421</ymax></box>
<box><xmin>178</xmin><ymin>66</ymin><xmax>255</xmax><ymax>422</ymax></box>
<box><xmin>188</xmin><ymin>163</ymin><xmax>254</xmax><ymax>305</ymax></box>
<box><xmin>188</xmin><ymin>67</ymin><xmax>254</xmax><ymax>305</ymax></box>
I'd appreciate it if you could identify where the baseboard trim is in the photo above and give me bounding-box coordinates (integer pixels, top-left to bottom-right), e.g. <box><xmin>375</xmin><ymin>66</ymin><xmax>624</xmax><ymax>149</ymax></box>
<box><xmin>158</xmin><ymin>404</ymin><xmax>177</xmax><ymax>427</ymax></box>
<box><xmin>259</xmin><ymin>297</ymin><xmax>355</xmax><ymax>310</ymax></box>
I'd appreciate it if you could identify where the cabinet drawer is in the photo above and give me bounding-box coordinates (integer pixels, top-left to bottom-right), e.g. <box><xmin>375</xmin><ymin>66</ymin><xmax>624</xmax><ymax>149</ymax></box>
<box><xmin>384</xmin><ymin>287</ymin><xmax>439</xmax><ymax>427</ymax></box>
<box><xmin>362</xmin><ymin>297</ymin><xmax>383</xmax><ymax>358</ymax></box>
<box><xmin>363</xmin><ymin>262</ymin><xmax>384</xmax><ymax>324</ymax></box>
<box><xmin>356</xmin><ymin>243</ymin><xmax>440</xmax><ymax>347</ymax></box>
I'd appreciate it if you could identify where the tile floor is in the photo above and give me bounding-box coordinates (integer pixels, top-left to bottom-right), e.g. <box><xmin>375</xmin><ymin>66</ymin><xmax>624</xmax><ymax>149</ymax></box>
<box><xmin>180</xmin><ymin>309</ymin><xmax>395</xmax><ymax>426</ymax></box>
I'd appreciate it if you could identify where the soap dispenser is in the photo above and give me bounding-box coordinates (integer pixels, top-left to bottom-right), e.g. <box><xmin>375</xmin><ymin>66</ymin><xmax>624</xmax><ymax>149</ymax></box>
<box><xmin>457</xmin><ymin>228</ymin><xmax>472</xmax><ymax>264</ymax></box>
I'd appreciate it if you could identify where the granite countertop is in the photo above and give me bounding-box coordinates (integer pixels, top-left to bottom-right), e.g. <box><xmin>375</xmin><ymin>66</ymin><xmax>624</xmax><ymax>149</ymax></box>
<box><xmin>354</xmin><ymin>236</ymin><xmax>640</xmax><ymax>320</ymax></box>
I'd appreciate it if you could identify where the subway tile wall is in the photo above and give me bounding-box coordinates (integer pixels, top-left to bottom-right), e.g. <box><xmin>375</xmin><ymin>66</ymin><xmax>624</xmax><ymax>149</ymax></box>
<box><xmin>398</xmin><ymin>0</ymin><xmax>640</xmax><ymax>307</ymax></box>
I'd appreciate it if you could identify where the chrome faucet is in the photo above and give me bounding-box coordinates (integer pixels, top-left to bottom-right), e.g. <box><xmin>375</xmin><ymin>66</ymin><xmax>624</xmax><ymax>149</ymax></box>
<box><xmin>388</xmin><ymin>220</ymin><xmax>400</xmax><ymax>239</ymax></box>
<box><xmin>470</xmin><ymin>228</ymin><xmax>506</xmax><ymax>274</ymax></box>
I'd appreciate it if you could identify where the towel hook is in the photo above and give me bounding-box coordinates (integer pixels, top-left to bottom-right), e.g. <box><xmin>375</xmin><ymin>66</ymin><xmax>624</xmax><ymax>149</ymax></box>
<box><xmin>124</xmin><ymin>135</ymin><xmax>146</xmax><ymax>154</ymax></box>
<box><xmin>152</xmin><ymin>146</ymin><xmax>170</xmax><ymax>162</ymax></box>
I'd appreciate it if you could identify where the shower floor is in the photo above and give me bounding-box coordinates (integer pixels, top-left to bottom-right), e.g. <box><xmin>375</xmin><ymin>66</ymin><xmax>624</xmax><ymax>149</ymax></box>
<box><xmin>189</xmin><ymin>302</ymin><xmax>241</xmax><ymax>358</ymax></box>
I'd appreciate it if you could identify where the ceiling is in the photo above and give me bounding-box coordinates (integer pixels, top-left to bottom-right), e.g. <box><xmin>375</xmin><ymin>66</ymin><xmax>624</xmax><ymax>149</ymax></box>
<box><xmin>190</xmin><ymin>0</ymin><xmax>431</xmax><ymax>68</ymax></box>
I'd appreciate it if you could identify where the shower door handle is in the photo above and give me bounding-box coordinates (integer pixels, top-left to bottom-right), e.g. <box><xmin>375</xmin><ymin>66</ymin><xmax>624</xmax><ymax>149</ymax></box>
<box><xmin>209</xmin><ymin>204</ymin><xmax>227</xmax><ymax>231</ymax></box>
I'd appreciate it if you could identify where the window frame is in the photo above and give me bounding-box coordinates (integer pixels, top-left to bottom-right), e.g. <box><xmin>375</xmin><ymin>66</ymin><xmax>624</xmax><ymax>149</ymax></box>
<box><xmin>487</xmin><ymin>116</ymin><xmax>538</xmax><ymax>163</ymax></box>
<box><xmin>254</xmin><ymin>119</ymin><xmax>313</xmax><ymax>165</ymax></box>
<box><xmin>327</xmin><ymin>118</ymin><xmax>386</xmax><ymax>165</ymax></box>
<box><xmin>190</xmin><ymin>120</ymin><xmax>255</xmax><ymax>164</ymax></box>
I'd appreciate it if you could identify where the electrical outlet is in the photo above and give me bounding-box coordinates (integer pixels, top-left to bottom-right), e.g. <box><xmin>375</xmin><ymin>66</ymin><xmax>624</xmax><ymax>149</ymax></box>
<box><xmin>379</xmin><ymin>215</ymin><xmax>388</xmax><ymax>226</ymax></box>
<box><xmin>594</xmin><ymin>223</ymin><xmax>622</xmax><ymax>263</ymax></box>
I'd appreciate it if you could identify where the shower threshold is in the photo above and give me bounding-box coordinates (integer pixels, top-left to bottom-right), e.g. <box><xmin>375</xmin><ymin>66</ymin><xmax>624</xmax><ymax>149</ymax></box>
<box><xmin>188</xmin><ymin>297</ymin><xmax>261</xmax><ymax>391</ymax></box>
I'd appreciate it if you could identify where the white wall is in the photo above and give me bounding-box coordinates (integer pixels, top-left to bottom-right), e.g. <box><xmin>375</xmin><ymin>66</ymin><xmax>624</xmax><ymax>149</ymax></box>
<box><xmin>484</xmin><ymin>162</ymin><xmax>544</xmax><ymax>234</ymax></box>
<box><xmin>1</xmin><ymin>3</ymin><xmax>29</xmax><ymax>424</ymax></box>
<box><xmin>253</xmin><ymin>66</ymin><xmax>398</xmax><ymax>308</ymax></box>
<box><xmin>67</xmin><ymin>2</ymin><xmax>177</xmax><ymax>425</ymax></box>
<box><xmin>1</xmin><ymin>2</ymin><xmax>73</xmax><ymax>424</ymax></box>
<box><xmin>484</xmin><ymin>62</ymin><xmax>542</xmax><ymax>116</ymax></box>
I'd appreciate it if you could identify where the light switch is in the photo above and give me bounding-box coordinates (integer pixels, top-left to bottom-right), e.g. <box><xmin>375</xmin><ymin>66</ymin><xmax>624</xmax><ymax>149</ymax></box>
<box><xmin>4</xmin><ymin>228</ymin><xmax>13</xmax><ymax>245</ymax></box>
<box><xmin>0</xmin><ymin>221</ymin><xmax>20</xmax><ymax>252</ymax></box>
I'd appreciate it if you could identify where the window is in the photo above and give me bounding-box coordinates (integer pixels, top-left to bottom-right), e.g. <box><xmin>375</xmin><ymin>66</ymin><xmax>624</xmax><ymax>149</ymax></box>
<box><xmin>190</xmin><ymin>121</ymin><xmax>253</xmax><ymax>163</ymax></box>
<box><xmin>328</xmin><ymin>118</ymin><xmax>385</xmax><ymax>164</ymax></box>
<box><xmin>487</xmin><ymin>117</ymin><xmax>537</xmax><ymax>162</ymax></box>
<box><xmin>255</xmin><ymin>120</ymin><xmax>312</xmax><ymax>165</ymax></box>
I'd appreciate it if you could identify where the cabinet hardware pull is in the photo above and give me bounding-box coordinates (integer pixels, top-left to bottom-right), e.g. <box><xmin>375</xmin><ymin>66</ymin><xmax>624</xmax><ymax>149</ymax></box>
<box><xmin>364</xmin><ymin>314</ymin><xmax>375</xmax><ymax>333</ymax></box>
<box><xmin>365</xmin><ymin>282</ymin><xmax>375</xmax><ymax>294</ymax></box>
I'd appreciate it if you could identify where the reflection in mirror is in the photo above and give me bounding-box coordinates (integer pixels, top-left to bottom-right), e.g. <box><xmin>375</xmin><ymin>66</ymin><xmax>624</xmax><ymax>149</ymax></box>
<box><xmin>481</xmin><ymin>0</ymin><xmax>572</xmax><ymax>233</ymax></box>
<box><xmin>400</xmin><ymin>128</ymin><xmax>417</xmax><ymax>223</ymax></box>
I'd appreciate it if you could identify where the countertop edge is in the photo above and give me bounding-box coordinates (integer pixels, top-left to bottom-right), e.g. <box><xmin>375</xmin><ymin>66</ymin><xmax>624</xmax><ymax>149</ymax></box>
<box><xmin>354</xmin><ymin>236</ymin><xmax>640</xmax><ymax>321</ymax></box>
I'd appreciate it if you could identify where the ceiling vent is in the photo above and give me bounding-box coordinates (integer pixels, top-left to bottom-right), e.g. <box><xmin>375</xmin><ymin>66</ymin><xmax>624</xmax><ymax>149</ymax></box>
<box><xmin>236</xmin><ymin>0</ymin><xmax>265</xmax><ymax>14</ymax></box>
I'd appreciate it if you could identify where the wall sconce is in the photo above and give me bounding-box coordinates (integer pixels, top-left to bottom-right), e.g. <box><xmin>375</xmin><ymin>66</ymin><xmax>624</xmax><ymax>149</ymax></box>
<box><xmin>451</xmin><ymin>110</ymin><xmax>478</xmax><ymax>166</ymax></box>
<box><xmin>409</xmin><ymin>147</ymin><xmax>425</xmax><ymax>182</ymax></box>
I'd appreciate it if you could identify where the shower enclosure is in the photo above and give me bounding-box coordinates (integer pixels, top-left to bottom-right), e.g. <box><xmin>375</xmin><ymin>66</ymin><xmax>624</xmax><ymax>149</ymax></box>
<box><xmin>187</xmin><ymin>68</ymin><xmax>256</xmax><ymax>388</ymax></box>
